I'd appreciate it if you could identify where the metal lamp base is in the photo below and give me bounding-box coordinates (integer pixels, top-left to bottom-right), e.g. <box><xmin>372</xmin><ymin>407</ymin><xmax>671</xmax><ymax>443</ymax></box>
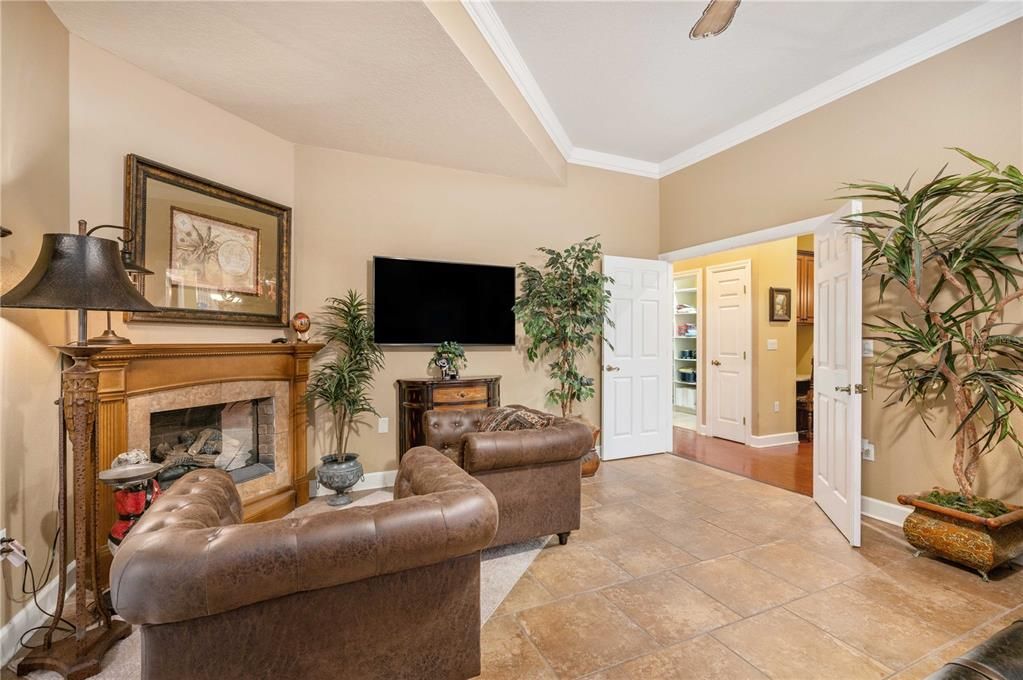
<box><xmin>16</xmin><ymin>620</ymin><xmax>131</xmax><ymax>680</ymax></box>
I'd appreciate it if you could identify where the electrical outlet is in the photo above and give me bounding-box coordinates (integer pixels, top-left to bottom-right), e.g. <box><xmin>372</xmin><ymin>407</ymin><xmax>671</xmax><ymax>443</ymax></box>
<box><xmin>766</xmin><ymin>339</ymin><xmax>778</xmax><ymax>351</ymax></box>
<box><xmin>862</xmin><ymin>340</ymin><xmax>874</xmax><ymax>357</ymax></box>
<box><xmin>862</xmin><ymin>439</ymin><xmax>875</xmax><ymax>462</ymax></box>
<box><xmin>773</xmin><ymin>401</ymin><xmax>780</xmax><ymax>413</ymax></box>
<box><xmin>377</xmin><ymin>416</ymin><xmax>389</xmax><ymax>434</ymax></box>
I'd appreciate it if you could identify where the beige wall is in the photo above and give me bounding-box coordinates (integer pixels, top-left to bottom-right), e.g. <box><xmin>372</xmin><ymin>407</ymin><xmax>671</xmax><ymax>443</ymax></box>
<box><xmin>68</xmin><ymin>36</ymin><xmax>295</xmax><ymax>345</ymax></box>
<box><xmin>1</xmin><ymin>0</ymin><xmax>71</xmax><ymax>629</ymax></box>
<box><xmin>673</xmin><ymin>238</ymin><xmax>798</xmax><ymax>438</ymax></box>
<box><xmin>294</xmin><ymin>145</ymin><xmax>659</xmax><ymax>474</ymax></box>
<box><xmin>660</xmin><ymin>21</ymin><xmax>1023</xmax><ymax>504</ymax></box>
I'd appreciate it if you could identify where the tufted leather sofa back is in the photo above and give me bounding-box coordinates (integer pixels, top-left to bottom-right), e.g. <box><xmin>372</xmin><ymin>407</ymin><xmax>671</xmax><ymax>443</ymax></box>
<box><xmin>110</xmin><ymin>446</ymin><xmax>497</xmax><ymax>625</ymax></box>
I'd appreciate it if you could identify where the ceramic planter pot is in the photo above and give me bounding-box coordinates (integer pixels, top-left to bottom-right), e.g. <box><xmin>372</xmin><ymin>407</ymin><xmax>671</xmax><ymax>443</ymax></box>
<box><xmin>317</xmin><ymin>453</ymin><xmax>364</xmax><ymax>506</ymax></box>
<box><xmin>897</xmin><ymin>489</ymin><xmax>1023</xmax><ymax>580</ymax></box>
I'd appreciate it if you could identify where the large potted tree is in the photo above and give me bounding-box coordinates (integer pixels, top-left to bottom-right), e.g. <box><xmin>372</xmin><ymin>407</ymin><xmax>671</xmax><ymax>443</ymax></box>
<box><xmin>846</xmin><ymin>149</ymin><xmax>1023</xmax><ymax>578</ymax></box>
<box><xmin>308</xmin><ymin>290</ymin><xmax>386</xmax><ymax>506</ymax></box>
<box><xmin>514</xmin><ymin>235</ymin><xmax>613</xmax><ymax>476</ymax></box>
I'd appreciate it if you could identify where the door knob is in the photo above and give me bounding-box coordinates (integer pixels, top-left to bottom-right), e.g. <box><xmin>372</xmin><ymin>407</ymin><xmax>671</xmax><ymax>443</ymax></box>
<box><xmin>605</xmin><ymin>365</ymin><xmax>620</xmax><ymax>372</ymax></box>
<box><xmin>711</xmin><ymin>359</ymin><xmax>721</xmax><ymax>366</ymax></box>
<box><xmin>835</xmin><ymin>385</ymin><xmax>851</xmax><ymax>393</ymax></box>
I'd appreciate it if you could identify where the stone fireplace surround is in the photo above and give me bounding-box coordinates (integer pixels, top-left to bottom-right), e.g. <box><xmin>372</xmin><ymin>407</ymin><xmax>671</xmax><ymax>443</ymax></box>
<box><xmin>93</xmin><ymin>342</ymin><xmax>322</xmax><ymax>583</ymax></box>
<box><xmin>127</xmin><ymin>379</ymin><xmax>291</xmax><ymax>500</ymax></box>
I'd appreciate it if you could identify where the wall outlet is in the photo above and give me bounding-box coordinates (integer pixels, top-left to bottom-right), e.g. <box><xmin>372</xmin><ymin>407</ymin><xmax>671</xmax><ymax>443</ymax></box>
<box><xmin>766</xmin><ymin>339</ymin><xmax>778</xmax><ymax>351</ymax></box>
<box><xmin>377</xmin><ymin>416</ymin><xmax>389</xmax><ymax>434</ymax></box>
<box><xmin>862</xmin><ymin>340</ymin><xmax>874</xmax><ymax>357</ymax></box>
<box><xmin>862</xmin><ymin>439</ymin><xmax>875</xmax><ymax>462</ymax></box>
<box><xmin>773</xmin><ymin>401</ymin><xmax>780</xmax><ymax>413</ymax></box>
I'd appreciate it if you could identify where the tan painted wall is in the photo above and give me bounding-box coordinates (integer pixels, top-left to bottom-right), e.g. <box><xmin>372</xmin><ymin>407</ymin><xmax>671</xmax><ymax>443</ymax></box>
<box><xmin>660</xmin><ymin>21</ymin><xmax>1023</xmax><ymax>504</ymax></box>
<box><xmin>673</xmin><ymin>239</ymin><xmax>797</xmax><ymax>438</ymax></box>
<box><xmin>294</xmin><ymin>144</ymin><xmax>660</xmax><ymax>475</ymax></box>
<box><xmin>1</xmin><ymin>0</ymin><xmax>71</xmax><ymax>629</ymax></box>
<box><xmin>795</xmin><ymin>234</ymin><xmax>814</xmax><ymax>378</ymax></box>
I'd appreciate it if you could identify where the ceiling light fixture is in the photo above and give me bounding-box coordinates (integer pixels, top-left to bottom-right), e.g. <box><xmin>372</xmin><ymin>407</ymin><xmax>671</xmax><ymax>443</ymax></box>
<box><xmin>690</xmin><ymin>0</ymin><xmax>741</xmax><ymax>40</ymax></box>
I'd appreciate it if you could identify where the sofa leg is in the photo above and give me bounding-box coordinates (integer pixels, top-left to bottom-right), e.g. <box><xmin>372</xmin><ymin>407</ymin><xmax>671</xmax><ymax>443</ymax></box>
<box><xmin>557</xmin><ymin>532</ymin><xmax>570</xmax><ymax>546</ymax></box>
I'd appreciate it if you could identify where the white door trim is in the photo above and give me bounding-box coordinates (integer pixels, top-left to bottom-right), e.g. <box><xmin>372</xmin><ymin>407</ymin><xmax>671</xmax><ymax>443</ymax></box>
<box><xmin>705</xmin><ymin>259</ymin><xmax>752</xmax><ymax>444</ymax></box>
<box><xmin>659</xmin><ymin>214</ymin><xmax>829</xmax><ymax>262</ymax></box>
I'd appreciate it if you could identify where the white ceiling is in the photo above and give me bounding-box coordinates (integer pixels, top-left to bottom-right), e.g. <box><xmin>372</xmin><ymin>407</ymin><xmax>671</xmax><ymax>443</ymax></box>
<box><xmin>491</xmin><ymin>0</ymin><xmax>984</xmax><ymax>165</ymax></box>
<box><xmin>49</xmin><ymin>1</ymin><xmax>562</xmax><ymax>181</ymax></box>
<box><xmin>51</xmin><ymin>0</ymin><xmax>1019</xmax><ymax>181</ymax></box>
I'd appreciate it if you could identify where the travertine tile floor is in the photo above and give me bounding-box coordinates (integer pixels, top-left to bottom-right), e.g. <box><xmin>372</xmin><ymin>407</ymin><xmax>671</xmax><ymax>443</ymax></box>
<box><xmin>478</xmin><ymin>454</ymin><xmax>1023</xmax><ymax>680</ymax></box>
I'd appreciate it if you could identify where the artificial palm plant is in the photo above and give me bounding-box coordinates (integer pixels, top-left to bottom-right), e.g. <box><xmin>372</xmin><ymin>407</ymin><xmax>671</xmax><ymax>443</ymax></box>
<box><xmin>514</xmin><ymin>235</ymin><xmax>613</xmax><ymax>417</ymax></box>
<box><xmin>845</xmin><ymin>149</ymin><xmax>1023</xmax><ymax>504</ymax></box>
<box><xmin>308</xmin><ymin>291</ymin><xmax>386</xmax><ymax>457</ymax></box>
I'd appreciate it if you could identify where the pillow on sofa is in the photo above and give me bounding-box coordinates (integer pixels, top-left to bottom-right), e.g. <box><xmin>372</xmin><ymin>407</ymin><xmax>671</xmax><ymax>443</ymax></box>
<box><xmin>480</xmin><ymin>406</ymin><xmax>557</xmax><ymax>432</ymax></box>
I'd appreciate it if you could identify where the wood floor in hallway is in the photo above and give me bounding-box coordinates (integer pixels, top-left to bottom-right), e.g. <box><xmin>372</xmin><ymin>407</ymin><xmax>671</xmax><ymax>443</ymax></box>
<box><xmin>672</xmin><ymin>427</ymin><xmax>813</xmax><ymax>496</ymax></box>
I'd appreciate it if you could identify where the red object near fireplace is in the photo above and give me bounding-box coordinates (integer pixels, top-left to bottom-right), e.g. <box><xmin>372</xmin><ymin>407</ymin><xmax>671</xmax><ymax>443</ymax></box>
<box><xmin>109</xmin><ymin>479</ymin><xmax>161</xmax><ymax>552</ymax></box>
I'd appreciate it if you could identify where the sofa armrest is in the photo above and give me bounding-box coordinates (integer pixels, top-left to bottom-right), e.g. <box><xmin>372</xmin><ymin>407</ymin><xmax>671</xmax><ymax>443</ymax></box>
<box><xmin>462</xmin><ymin>420</ymin><xmax>592</xmax><ymax>473</ymax></box>
<box><xmin>111</xmin><ymin>449</ymin><xmax>497</xmax><ymax>625</ymax></box>
<box><xmin>422</xmin><ymin>408</ymin><xmax>491</xmax><ymax>465</ymax></box>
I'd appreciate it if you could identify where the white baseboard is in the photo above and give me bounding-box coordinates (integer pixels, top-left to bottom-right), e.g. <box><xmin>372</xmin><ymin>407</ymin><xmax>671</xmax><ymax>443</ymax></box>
<box><xmin>1</xmin><ymin>561</ymin><xmax>76</xmax><ymax>667</ymax></box>
<box><xmin>698</xmin><ymin>424</ymin><xmax>710</xmax><ymax>436</ymax></box>
<box><xmin>748</xmin><ymin>432</ymin><xmax>799</xmax><ymax>448</ymax></box>
<box><xmin>313</xmin><ymin>469</ymin><xmax>397</xmax><ymax>497</ymax></box>
<box><xmin>861</xmin><ymin>495</ymin><xmax>912</xmax><ymax>526</ymax></box>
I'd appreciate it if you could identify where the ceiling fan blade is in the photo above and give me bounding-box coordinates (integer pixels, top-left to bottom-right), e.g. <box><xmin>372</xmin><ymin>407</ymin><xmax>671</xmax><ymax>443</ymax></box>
<box><xmin>690</xmin><ymin>0</ymin><xmax>741</xmax><ymax>40</ymax></box>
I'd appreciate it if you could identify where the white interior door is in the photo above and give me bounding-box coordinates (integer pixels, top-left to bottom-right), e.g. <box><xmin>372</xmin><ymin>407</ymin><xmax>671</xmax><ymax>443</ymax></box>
<box><xmin>813</xmin><ymin>201</ymin><xmax>863</xmax><ymax>546</ymax></box>
<box><xmin>706</xmin><ymin>261</ymin><xmax>751</xmax><ymax>444</ymax></box>
<box><xmin>601</xmin><ymin>256</ymin><xmax>672</xmax><ymax>460</ymax></box>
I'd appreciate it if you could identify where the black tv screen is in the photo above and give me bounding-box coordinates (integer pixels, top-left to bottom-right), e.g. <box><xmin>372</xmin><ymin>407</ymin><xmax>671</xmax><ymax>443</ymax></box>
<box><xmin>373</xmin><ymin>257</ymin><xmax>516</xmax><ymax>346</ymax></box>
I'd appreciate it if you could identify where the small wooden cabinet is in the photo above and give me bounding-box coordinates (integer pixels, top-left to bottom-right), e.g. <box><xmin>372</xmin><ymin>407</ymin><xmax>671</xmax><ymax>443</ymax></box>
<box><xmin>796</xmin><ymin>250</ymin><xmax>814</xmax><ymax>325</ymax></box>
<box><xmin>396</xmin><ymin>376</ymin><xmax>501</xmax><ymax>458</ymax></box>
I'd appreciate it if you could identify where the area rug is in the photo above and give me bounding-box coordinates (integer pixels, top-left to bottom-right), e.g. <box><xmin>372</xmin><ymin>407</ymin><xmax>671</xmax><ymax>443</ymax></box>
<box><xmin>18</xmin><ymin>489</ymin><xmax>544</xmax><ymax>679</ymax></box>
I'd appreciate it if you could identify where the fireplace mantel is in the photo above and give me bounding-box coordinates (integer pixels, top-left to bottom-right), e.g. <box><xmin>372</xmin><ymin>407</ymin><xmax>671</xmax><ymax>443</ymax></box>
<box><xmin>92</xmin><ymin>342</ymin><xmax>323</xmax><ymax>581</ymax></box>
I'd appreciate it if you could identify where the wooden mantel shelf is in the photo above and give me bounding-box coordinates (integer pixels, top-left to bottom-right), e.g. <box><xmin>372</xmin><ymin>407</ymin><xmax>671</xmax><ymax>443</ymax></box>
<box><xmin>91</xmin><ymin>341</ymin><xmax>324</xmax><ymax>584</ymax></box>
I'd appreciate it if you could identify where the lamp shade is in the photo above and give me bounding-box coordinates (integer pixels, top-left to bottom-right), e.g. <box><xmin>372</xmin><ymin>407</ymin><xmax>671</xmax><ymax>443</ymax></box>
<box><xmin>0</xmin><ymin>233</ymin><xmax>158</xmax><ymax>312</ymax></box>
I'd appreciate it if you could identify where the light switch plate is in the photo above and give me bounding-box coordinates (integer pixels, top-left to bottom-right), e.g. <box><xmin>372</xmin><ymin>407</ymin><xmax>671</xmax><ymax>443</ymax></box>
<box><xmin>378</xmin><ymin>416</ymin><xmax>389</xmax><ymax>434</ymax></box>
<box><xmin>766</xmin><ymin>339</ymin><xmax>778</xmax><ymax>351</ymax></box>
<box><xmin>773</xmin><ymin>401</ymin><xmax>780</xmax><ymax>413</ymax></box>
<box><xmin>862</xmin><ymin>340</ymin><xmax>874</xmax><ymax>357</ymax></box>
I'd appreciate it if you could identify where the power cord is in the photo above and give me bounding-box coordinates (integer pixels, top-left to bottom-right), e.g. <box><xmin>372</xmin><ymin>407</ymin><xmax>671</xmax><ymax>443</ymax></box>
<box><xmin>2</xmin><ymin>523</ymin><xmax>77</xmax><ymax>649</ymax></box>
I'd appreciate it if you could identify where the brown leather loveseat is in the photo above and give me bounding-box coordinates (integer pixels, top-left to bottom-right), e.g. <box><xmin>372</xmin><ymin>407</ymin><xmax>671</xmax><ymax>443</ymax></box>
<box><xmin>423</xmin><ymin>405</ymin><xmax>592</xmax><ymax>547</ymax></box>
<box><xmin>110</xmin><ymin>447</ymin><xmax>498</xmax><ymax>680</ymax></box>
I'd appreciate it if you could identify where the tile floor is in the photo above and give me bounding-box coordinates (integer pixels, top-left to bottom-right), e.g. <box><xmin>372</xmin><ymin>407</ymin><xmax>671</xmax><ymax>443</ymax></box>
<box><xmin>477</xmin><ymin>454</ymin><xmax>1023</xmax><ymax>679</ymax></box>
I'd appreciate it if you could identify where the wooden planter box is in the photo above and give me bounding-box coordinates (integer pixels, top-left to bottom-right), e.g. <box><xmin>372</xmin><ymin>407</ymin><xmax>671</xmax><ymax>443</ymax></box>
<box><xmin>898</xmin><ymin>490</ymin><xmax>1023</xmax><ymax>579</ymax></box>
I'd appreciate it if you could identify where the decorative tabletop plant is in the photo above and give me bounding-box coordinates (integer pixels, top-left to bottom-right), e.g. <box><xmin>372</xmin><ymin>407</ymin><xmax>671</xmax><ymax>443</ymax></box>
<box><xmin>307</xmin><ymin>290</ymin><xmax>385</xmax><ymax>505</ymax></box>
<box><xmin>845</xmin><ymin>149</ymin><xmax>1023</xmax><ymax>576</ymax></box>
<box><xmin>514</xmin><ymin>235</ymin><xmax>613</xmax><ymax>417</ymax></box>
<box><xmin>428</xmin><ymin>341</ymin><xmax>467</xmax><ymax>380</ymax></box>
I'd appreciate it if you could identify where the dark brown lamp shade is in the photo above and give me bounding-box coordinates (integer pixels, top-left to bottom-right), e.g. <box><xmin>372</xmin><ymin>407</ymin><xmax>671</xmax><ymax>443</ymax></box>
<box><xmin>0</xmin><ymin>233</ymin><xmax>157</xmax><ymax>312</ymax></box>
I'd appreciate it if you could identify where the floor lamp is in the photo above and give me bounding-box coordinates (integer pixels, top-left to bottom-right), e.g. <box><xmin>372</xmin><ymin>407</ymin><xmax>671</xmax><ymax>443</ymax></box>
<box><xmin>1</xmin><ymin>225</ymin><xmax>158</xmax><ymax>679</ymax></box>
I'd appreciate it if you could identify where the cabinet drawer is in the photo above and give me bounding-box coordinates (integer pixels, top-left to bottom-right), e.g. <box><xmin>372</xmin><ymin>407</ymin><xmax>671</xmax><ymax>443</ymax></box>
<box><xmin>433</xmin><ymin>384</ymin><xmax>488</xmax><ymax>404</ymax></box>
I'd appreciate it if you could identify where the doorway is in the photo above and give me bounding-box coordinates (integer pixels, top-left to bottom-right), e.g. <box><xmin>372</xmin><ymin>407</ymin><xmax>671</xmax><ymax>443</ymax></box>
<box><xmin>667</xmin><ymin>241</ymin><xmax>808</xmax><ymax>495</ymax></box>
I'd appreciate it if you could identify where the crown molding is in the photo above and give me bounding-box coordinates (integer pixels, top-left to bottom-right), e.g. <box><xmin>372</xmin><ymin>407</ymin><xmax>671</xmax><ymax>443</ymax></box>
<box><xmin>569</xmin><ymin>147</ymin><xmax>660</xmax><ymax>179</ymax></box>
<box><xmin>658</xmin><ymin>1</ymin><xmax>1023</xmax><ymax>177</ymax></box>
<box><xmin>460</xmin><ymin>0</ymin><xmax>573</xmax><ymax>158</ymax></box>
<box><xmin>464</xmin><ymin>0</ymin><xmax>1022</xmax><ymax>181</ymax></box>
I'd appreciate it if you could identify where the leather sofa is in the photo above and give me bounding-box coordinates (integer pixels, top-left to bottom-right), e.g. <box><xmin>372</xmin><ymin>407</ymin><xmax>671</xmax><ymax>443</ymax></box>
<box><xmin>110</xmin><ymin>447</ymin><xmax>498</xmax><ymax>680</ymax></box>
<box><xmin>927</xmin><ymin>619</ymin><xmax>1023</xmax><ymax>679</ymax></box>
<box><xmin>423</xmin><ymin>405</ymin><xmax>592</xmax><ymax>547</ymax></box>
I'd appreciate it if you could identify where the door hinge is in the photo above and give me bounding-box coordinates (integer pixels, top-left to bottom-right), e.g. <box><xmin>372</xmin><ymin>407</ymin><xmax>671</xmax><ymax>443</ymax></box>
<box><xmin>743</xmin><ymin>284</ymin><xmax>747</xmax><ymax>294</ymax></box>
<box><xmin>743</xmin><ymin>351</ymin><xmax>747</xmax><ymax>360</ymax></box>
<box><xmin>742</xmin><ymin>416</ymin><xmax>746</xmax><ymax>425</ymax></box>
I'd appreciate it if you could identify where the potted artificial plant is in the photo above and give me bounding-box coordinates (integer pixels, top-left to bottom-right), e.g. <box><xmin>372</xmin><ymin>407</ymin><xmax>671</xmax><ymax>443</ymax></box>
<box><xmin>847</xmin><ymin>149</ymin><xmax>1023</xmax><ymax>578</ymax></box>
<box><xmin>514</xmin><ymin>235</ymin><xmax>612</xmax><ymax>476</ymax></box>
<box><xmin>428</xmin><ymin>341</ymin><xmax>467</xmax><ymax>380</ymax></box>
<box><xmin>308</xmin><ymin>291</ymin><xmax>385</xmax><ymax>506</ymax></box>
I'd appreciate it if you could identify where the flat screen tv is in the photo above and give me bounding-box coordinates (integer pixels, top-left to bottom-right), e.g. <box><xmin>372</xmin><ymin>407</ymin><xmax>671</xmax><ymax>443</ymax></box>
<box><xmin>373</xmin><ymin>257</ymin><xmax>516</xmax><ymax>346</ymax></box>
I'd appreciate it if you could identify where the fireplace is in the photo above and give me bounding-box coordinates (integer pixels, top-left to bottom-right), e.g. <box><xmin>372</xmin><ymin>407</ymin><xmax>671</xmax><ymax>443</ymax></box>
<box><xmin>92</xmin><ymin>342</ymin><xmax>322</xmax><ymax>585</ymax></box>
<box><xmin>150</xmin><ymin>397</ymin><xmax>277</xmax><ymax>487</ymax></box>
